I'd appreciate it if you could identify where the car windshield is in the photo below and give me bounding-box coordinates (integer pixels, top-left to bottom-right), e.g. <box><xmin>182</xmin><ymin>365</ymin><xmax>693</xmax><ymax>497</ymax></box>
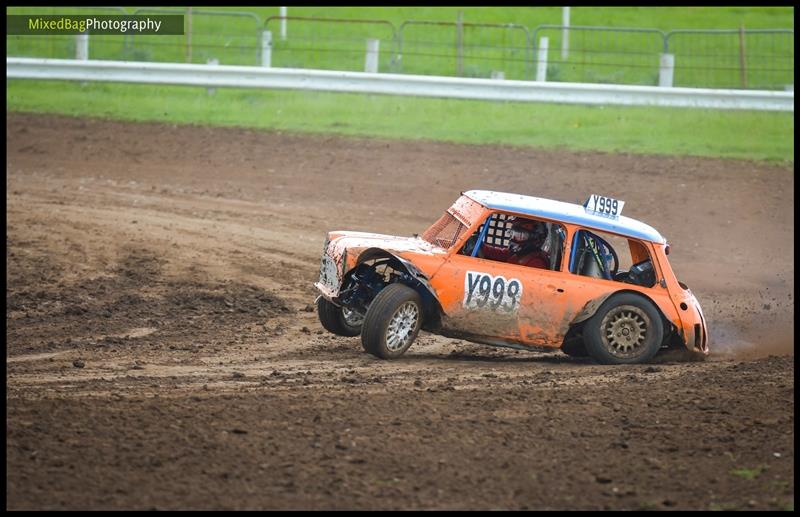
<box><xmin>420</xmin><ymin>195</ymin><xmax>485</xmax><ymax>249</ymax></box>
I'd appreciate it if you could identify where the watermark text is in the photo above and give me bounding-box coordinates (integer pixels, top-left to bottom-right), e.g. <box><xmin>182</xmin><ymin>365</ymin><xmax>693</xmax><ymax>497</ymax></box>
<box><xmin>7</xmin><ymin>15</ymin><xmax>184</xmax><ymax>35</ymax></box>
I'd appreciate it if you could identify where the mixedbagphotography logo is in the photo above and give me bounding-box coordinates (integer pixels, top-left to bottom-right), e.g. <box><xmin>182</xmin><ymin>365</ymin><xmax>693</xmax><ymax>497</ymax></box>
<box><xmin>7</xmin><ymin>14</ymin><xmax>185</xmax><ymax>35</ymax></box>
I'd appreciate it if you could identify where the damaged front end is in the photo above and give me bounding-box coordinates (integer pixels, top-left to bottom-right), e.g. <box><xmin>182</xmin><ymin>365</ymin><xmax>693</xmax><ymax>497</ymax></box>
<box><xmin>314</xmin><ymin>231</ymin><xmax>446</xmax><ymax>319</ymax></box>
<box><xmin>315</xmin><ymin>236</ymin><xmax>349</xmax><ymax>301</ymax></box>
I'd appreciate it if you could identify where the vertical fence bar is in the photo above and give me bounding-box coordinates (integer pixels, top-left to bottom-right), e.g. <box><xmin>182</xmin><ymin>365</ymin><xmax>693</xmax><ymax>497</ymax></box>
<box><xmin>365</xmin><ymin>38</ymin><xmax>380</xmax><ymax>73</ymax></box>
<box><xmin>279</xmin><ymin>7</ymin><xmax>287</xmax><ymax>40</ymax></box>
<box><xmin>536</xmin><ymin>36</ymin><xmax>549</xmax><ymax>81</ymax></box>
<box><xmin>76</xmin><ymin>32</ymin><xmax>89</xmax><ymax>60</ymax></box>
<box><xmin>261</xmin><ymin>30</ymin><xmax>272</xmax><ymax>67</ymax></box>
<box><xmin>782</xmin><ymin>31</ymin><xmax>793</xmax><ymax>91</ymax></box>
<box><xmin>455</xmin><ymin>11</ymin><xmax>464</xmax><ymax>76</ymax></box>
<box><xmin>562</xmin><ymin>7</ymin><xmax>570</xmax><ymax>60</ymax></box>
<box><xmin>738</xmin><ymin>25</ymin><xmax>747</xmax><ymax>89</ymax></box>
<box><xmin>185</xmin><ymin>7</ymin><xmax>193</xmax><ymax>63</ymax></box>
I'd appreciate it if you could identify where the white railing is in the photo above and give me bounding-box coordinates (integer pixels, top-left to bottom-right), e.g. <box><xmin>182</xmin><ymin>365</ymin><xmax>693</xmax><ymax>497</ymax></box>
<box><xmin>6</xmin><ymin>57</ymin><xmax>794</xmax><ymax>112</ymax></box>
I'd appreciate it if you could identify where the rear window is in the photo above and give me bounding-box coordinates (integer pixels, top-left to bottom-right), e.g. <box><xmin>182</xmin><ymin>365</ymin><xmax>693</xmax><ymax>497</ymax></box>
<box><xmin>421</xmin><ymin>212</ymin><xmax>467</xmax><ymax>249</ymax></box>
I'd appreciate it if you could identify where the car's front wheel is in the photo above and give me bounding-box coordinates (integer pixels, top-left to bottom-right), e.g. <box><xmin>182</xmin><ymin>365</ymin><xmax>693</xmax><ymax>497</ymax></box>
<box><xmin>361</xmin><ymin>283</ymin><xmax>422</xmax><ymax>359</ymax></box>
<box><xmin>583</xmin><ymin>293</ymin><xmax>663</xmax><ymax>365</ymax></box>
<box><xmin>317</xmin><ymin>297</ymin><xmax>363</xmax><ymax>337</ymax></box>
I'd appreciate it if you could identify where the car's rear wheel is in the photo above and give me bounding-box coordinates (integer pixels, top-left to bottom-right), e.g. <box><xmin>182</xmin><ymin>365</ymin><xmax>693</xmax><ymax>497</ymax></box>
<box><xmin>583</xmin><ymin>293</ymin><xmax>663</xmax><ymax>365</ymax></box>
<box><xmin>361</xmin><ymin>283</ymin><xmax>422</xmax><ymax>359</ymax></box>
<box><xmin>317</xmin><ymin>297</ymin><xmax>363</xmax><ymax>337</ymax></box>
<box><xmin>561</xmin><ymin>339</ymin><xmax>589</xmax><ymax>357</ymax></box>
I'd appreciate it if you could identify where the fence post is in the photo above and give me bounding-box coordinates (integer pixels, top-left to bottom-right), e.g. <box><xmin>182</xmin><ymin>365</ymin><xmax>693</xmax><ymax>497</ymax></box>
<box><xmin>261</xmin><ymin>30</ymin><xmax>272</xmax><ymax>67</ymax></box>
<box><xmin>561</xmin><ymin>7</ymin><xmax>570</xmax><ymax>60</ymax></box>
<box><xmin>206</xmin><ymin>58</ymin><xmax>218</xmax><ymax>95</ymax></box>
<box><xmin>185</xmin><ymin>7</ymin><xmax>193</xmax><ymax>63</ymax></box>
<box><xmin>536</xmin><ymin>37</ymin><xmax>549</xmax><ymax>82</ymax></box>
<box><xmin>658</xmin><ymin>53</ymin><xmax>674</xmax><ymax>87</ymax></box>
<box><xmin>365</xmin><ymin>38</ymin><xmax>380</xmax><ymax>73</ymax></box>
<box><xmin>76</xmin><ymin>32</ymin><xmax>89</xmax><ymax>60</ymax></box>
<box><xmin>456</xmin><ymin>11</ymin><xmax>464</xmax><ymax>76</ymax></box>
<box><xmin>738</xmin><ymin>24</ymin><xmax>747</xmax><ymax>89</ymax></box>
<box><xmin>279</xmin><ymin>6</ymin><xmax>287</xmax><ymax>40</ymax></box>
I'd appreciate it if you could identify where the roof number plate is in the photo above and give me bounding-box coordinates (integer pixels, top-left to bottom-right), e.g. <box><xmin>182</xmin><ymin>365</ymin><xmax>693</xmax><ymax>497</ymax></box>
<box><xmin>584</xmin><ymin>194</ymin><xmax>625</xmax><ymax>218</ymax></box>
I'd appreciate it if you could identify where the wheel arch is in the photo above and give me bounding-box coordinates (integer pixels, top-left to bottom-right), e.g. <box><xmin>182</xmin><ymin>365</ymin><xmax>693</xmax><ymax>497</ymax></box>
<box><xmin>354</xmin><ymin>247</ymin><xmax>444</xmax><ymax>329</ymax></box>
<box><xmin>569</xmin><ymin>289</ymin><xmax>674</xmax><ymax>345</ymax></box>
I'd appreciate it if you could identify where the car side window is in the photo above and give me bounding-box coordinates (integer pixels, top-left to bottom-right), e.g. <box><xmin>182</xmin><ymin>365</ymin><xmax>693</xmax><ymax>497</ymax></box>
<box><xmin>459</xmin><ymin>213</ymin><xmax>510</xmax><ymax>257</ymax></box>
<box><xmin>459</xmin><ymin>212</ymin><xmax>565</xmax><ymax>271</ymax></box>
<box><xmin>569</xmin><ymin>229</ymin><xmax>656</xmax><ymax>288</ymax></box>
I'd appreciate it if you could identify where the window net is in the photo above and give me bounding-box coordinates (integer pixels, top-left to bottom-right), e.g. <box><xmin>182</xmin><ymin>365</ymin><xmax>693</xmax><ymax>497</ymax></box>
<box><xmin>421</xmin><ymin>212</ymin><xmax>467</xmax><ymax>249</ymax></box>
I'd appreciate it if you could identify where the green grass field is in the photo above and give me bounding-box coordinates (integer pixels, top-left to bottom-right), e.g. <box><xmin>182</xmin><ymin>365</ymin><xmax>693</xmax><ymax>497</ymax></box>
<box><xmin>7</xmin><ymin>79</ymin><xmax>793</xmax><ymax>163</ymax></box>
<box><xmin>6</xmin><ymin>7</ymin><xmax>795</xmax><ymax>163</ymax></box>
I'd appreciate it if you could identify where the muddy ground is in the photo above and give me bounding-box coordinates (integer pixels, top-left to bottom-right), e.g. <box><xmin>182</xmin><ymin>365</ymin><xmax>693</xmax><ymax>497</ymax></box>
<box><xmin>6</xmin><ymin>113</ymin><xmax>794</xmax><ymax>510</ymax></box>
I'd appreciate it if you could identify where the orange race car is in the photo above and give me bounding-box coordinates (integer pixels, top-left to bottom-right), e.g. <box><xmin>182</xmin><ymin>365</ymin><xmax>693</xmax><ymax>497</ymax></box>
<box><xmin>314</xmin><ymin>190</ymin><xmax>709</xmax><ymax>365</ymax></box>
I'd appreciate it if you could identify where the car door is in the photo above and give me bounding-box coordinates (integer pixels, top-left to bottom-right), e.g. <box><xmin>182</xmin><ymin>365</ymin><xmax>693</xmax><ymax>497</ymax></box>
<box><xmin>429</xmin><ymin>212</ymin><xmax>575</xmax><ymax>348</ymax></box>
<box><xmin>431</xmin><ymin>249</ymin><xmax>525</xmax><ymax>342</ymax></box>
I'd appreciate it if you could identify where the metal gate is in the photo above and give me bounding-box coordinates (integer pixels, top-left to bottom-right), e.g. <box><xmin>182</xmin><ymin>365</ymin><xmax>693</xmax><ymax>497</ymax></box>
<box><xmin>398</xmin><ymin>20</ymin><xmax>532</xmax><ymax>80</ymax></box>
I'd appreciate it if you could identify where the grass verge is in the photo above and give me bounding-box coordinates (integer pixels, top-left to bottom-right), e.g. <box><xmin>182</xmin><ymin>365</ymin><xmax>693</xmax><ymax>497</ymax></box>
<box><xmin>6</xmin><ymin>79</ymin><xmax>794</xmax><ymax>163</ymax></box>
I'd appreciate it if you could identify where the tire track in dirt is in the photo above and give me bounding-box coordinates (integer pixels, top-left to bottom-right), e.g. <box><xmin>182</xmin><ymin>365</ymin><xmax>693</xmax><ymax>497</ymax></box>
<box><xmin>6</xmin><ymin>113</ymin><xmax>794</xmax><ymax>510</ymax></box>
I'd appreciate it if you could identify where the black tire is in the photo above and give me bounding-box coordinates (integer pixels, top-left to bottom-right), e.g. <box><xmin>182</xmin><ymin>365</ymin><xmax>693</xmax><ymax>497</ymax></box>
<box><xmin>360</xmin><ymin>283</ymin><xmax>423</xmax><ymax>359</ymax></box>
<box><xmin>583</xmin><ymin>293</ymin><xmax>663</xmax><ymax>365</ymax></box>
<box><xmin>561</xmin><ymin>339</ymin><xmax>589</xmax><ymax>357</ymax></box>
<box><xmin>317</xmin><ymin>297</ymin><xmax>362</xmax><ymax>337</ymax></box>
<box><xmin>651</xmin><ymin>347</ymin><xmax>707</xmax><ymax>364</ymax></box>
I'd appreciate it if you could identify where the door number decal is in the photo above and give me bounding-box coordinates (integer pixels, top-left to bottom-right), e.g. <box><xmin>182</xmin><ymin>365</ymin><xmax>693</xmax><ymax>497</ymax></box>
<box><xmin>464</xmin><ymin>271</ymin><xmax>522</xmax><ymax>312</ymax></box>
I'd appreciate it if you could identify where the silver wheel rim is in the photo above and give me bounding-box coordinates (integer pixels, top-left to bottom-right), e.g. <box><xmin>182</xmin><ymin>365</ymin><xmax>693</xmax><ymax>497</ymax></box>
<box><xmin>600</xmin><ymin>305</ymin><xmax>650</xmax><ymax>359</ymax></box>
<box><xmin>342</xmin><ymin>307</ymin><xmax>364</xmax><ymax>327</ymax></box>
<box><xmin>385</xmin><ymin>301</ymin><xmax>419</xmax><ymax>352</ymax></box>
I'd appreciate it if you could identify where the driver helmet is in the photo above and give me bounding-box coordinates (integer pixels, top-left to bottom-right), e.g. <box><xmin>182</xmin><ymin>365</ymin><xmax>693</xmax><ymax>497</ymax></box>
<box><xmin>509</xmin><ymin>219</ymin><xmax>547</xmax><ymax>248</ymax></box>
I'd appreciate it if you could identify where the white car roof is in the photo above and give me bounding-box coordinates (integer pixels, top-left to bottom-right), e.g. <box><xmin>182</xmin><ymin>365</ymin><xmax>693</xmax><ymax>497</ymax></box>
<box><xmin>464</xmin><ymin>190</ymin><xmax>666</xmax><ymax>244</ymax></box>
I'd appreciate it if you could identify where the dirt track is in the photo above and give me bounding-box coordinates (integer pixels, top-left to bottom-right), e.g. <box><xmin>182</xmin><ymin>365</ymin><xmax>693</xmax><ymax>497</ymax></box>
<box><xmin>6</xmin><ymin>113</ymin><xmax>794</xmax><ymax>510</ymax></box>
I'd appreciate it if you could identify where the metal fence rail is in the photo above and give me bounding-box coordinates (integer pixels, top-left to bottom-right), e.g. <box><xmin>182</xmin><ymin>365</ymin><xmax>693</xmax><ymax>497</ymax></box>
<box><xmin>128</xmin><ymin>8</ymin><xmax>262</xmax><ymax>66</ymax></box>
<box><xmin>398</xmin><ymin>20</ymin><xmax>532</xmax><ymax>80</ymax></box>
<box><xmin>7</xmin><ymin>57</ymin><xmax>794</xmax><ymax>111</ymax></box>
<box><xmin>531</xmin><ymin>25</ymin><xmax>666</xmax><ymax>85</ymax></box>
<box><xmin>264</xmin><ymin>16</ymin><xmax>399</xmax><ymax>72</ymax></box>
<box><xmin>664</xmin><ymin>29</ymin><xmax>794</xmax><ymax>90</ymax></box>
<box><xmin>5</xmin><ymin>7</ymin><xmax>795</xmax><ymax>91</ymax></box>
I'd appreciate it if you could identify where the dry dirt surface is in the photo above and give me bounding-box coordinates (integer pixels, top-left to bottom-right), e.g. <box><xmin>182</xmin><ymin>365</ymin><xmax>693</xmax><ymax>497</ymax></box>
<box><xmin>6</xmin><ymin>113</ymin><xmax>794</xmax><ymax>511</ymax></box>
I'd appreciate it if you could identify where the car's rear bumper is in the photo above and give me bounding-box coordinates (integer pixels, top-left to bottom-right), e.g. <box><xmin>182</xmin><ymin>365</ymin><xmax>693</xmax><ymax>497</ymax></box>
<box><xmin>679</xmin><ymin>299</ymin><xmax>709</xmax><ymax>355</ymax></box>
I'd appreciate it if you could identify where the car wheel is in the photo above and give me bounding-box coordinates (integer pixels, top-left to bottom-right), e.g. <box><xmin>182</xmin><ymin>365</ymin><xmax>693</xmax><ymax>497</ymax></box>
<box><xmin>583</xmin><ymin>293</ymin><xmax>663</xmax><ymax>365</ymax></box>
<box><xmin>317</xmin><ymin>297</ymin><xmax>363</xmax><ymax>337</ymax></box>
<box><xmin>361</xmin><ymin>283</ymin><xmax>423</xmax><ymax>359</ymax></box>
<box><xmin>561</xmin><ymin>339</ymin><xmax>589</xmax><ymax>357</ymax></box>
